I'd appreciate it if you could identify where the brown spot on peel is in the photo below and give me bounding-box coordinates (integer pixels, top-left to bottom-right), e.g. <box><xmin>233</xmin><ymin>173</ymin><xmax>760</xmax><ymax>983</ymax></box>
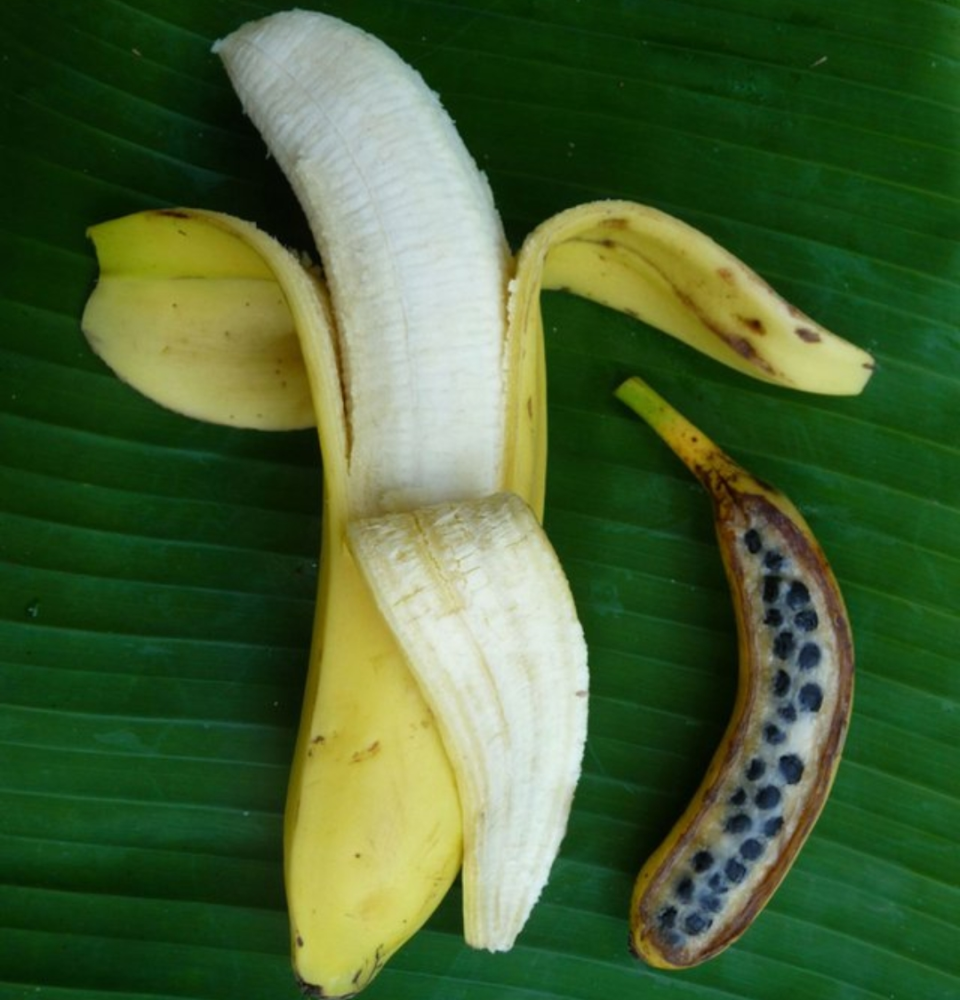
<box><xmin>716</xmin><ymin>267</ymin><xmax>736</xmax><ymax>285</ymax></box>
<box><xmin>795</xmin><ymin>327</ymin><xmax>822</xmax><ymax>343</ymax></box>
<box><xmin>728</xmin><ymin>334</ymin><xmax>762</xmax><ymax>363</ymax></box>
<box><xmin>672</xmin><ymin>289</ymin><xmax>779</xmax><ymax>378</ymax></box>
<box><xmin>350</xmin><ymin>740</ymin><xmax>382</xmax><ymax>763</ymax></box>
<box><xmin>738</xmin><ymin>316</ymin><xmax>766</xmax><ymax>335</ymax></box>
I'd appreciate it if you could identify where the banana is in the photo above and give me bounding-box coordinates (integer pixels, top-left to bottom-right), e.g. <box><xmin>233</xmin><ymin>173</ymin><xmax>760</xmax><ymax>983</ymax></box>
<box><xmin>348</xmin><ymin>493</ymin><xmax>588</xmax><ymax>951</ymax></box>
<box><xmin>616</xmin><ymin>375</ymin><xmax>855</xmax><ymax>969</ymax></box>
<box><xmin>209</xmin><ymin>12</ymin><xmax>579</xmax><ymax>991</ymax></box>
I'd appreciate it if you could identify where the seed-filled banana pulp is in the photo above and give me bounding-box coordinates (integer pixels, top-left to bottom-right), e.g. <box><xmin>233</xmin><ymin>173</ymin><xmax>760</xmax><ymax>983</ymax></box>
<box><xmin>616</xmin><ymin>376</ymin><xmax>855</xmax><ymax>969</ymax></box>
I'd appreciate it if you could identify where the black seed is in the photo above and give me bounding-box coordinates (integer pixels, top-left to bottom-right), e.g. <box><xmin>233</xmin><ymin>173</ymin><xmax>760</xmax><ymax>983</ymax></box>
<box><xmin>745</xmin><ymin>757</ymin><xmax>766</xmax><ymax>781</ymax></box>
<box><xmin>799</xmin><ymin>682</ymin><xmax>824</xmax><ymax>712</ymax></box>
<box><xmin>675</xmin><ymin>877</ymin><xmax>694</xmax><ymax>903</ymax></box>
<box><xmin>658</xmin><ymin>906</ymin><xmax>678</xmax><ymax>930</ymax></box>
<box><xmin>764</xmin><ymin>607</ymin><xmax>784</xmax><ymax>627</ymax></box>
<box><xmin>684</xmin><ymin>912</ymin><xmax>712</xmax><ymax>936</ymax></box>
<box><xmin>725</xmin><ymin>813</ymin><xmax>752</xmax><ymax>834</ymax></box>
<box><xmin>794</xmin><ymin>608</ymin><xmax>819</xmax><ymax>632</ymax></box>
<box><xmin>725</xmin><ymin>858</ymin><xmax>747</xmax><ymax>883</ymax></box>
<box><xmin>786</xmin><ymin>581</ymin><xmax>811</xmax><ymax>609</ymax></box>
<box><xmin>740</xmin><ymin>838</ymin><xmax>765</xmax><ymax>861</ymax></box>
<box><xmin>798</xmin><ymin>642</ymin><xmax>822</xmax><ymax>670</ymax></box>
<box><xmin>764</xmin><ymin>815</ymin><xmax>785</xmax><ymax>837</ymax></box>
<box><xmin>729</xmin><ymin>787</ymin><xmax>747</xmax><ymax>806</ymax></box>
<box><xmin>764</xmin><ymin>550</ymin><xmax>784</xmax><ymax>571</ymax></box>
<box><xmin>779</xmin><ymin>753</ymin><xmax>805</xmax><ymax>784</ymax></box>
<box><xmin>773</xmin><ymin>669</ymin><xmax>791</xmax><ymax>697</ymax></box>
<box><xmin>707</xmin><ymin>872</ymin><xmax>727</xmax><ymax>893</ymax></box>
<box><xmin>701</xmin><ymin>892</ymin><xmax>724</xmax><ymax>913</ymax></box>
<box><xmin>773</xmin><ymin>631</ymin><xmax>796</xmax><ymax>660</ymax></box>
<box><xmin>764</xmin><ymin>723</ymin><xmax>786</xmax><ymax>745</ymax></box>
<box><xmin>762</xmin><ymin>576</ymin><xmax>781</xmax><ymax>603</ymax></box>
<box><xmin>778</xmin><ymin>703</ymin><xmax>798</xmax><ymax>723</ymax></box>
<box><xmin>755</xmin><ymin>785</ymin><xmax>781</xmax><ymax>809</ymax></box>
<box><xmin>692</xmin><ymin>850</ymin><xmax>715</xmax><ymax>873</ymax></box>
<box><xmin>744</xmin><ymin>529</ymin><xmax>762</xmax><ymax>554</ymax></box>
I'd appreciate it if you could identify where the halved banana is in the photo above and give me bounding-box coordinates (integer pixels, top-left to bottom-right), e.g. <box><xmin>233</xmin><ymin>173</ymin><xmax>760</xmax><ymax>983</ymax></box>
<box><xmin>617</xmin><ymin>375</ymin><xmax>855</xmax><ymax>968</ymax></box>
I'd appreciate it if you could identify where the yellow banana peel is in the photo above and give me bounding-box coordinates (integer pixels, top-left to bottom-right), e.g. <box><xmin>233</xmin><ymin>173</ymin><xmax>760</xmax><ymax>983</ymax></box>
<box><xmin>81</xmin><ymin>209</ymin><xmax>316</xmax><ymax>431</ymax></box>
<box><xmin>513</xmin><ymin>200</ymin><xmax>875</xmax><ymax>395</ymax></box>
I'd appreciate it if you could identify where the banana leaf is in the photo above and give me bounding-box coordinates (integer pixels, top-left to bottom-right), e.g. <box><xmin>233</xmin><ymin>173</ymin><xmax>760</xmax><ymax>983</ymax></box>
<box><xmin>1</xmin><ymin>1</ymin><xmax>957</xmax><ymax>998</ymax></box>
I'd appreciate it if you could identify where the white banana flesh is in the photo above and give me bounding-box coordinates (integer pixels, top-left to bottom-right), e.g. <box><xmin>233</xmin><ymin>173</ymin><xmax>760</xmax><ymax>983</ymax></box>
<box><xmin>348</xmin><ymin>492</ymin><xmax>589</xmax><ymax>951</ymax></box>
<box><xmin>215</xmin><ymin>11</ymin><xmax>511</xmax><ymax>516</ymax></box>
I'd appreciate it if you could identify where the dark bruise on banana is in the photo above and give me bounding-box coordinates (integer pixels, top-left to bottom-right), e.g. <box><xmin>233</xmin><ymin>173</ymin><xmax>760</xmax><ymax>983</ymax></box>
<box><xmin>616</xmin><ymin>376</ymin><xmax>854</xmax><ymax>969</ymax></box>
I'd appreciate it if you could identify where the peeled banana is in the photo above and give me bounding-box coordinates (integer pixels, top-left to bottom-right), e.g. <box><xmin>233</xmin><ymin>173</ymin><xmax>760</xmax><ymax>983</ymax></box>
<box><xmin>616</xmin><ymin>375</ymin><xmax>855</xmax><ymax>968</ymax></box>
<box><xmin>79</xmin><ymin>7</ymin><xmax>877</xmax><ymax>996</ymax></box>
<box><xmin>208</xmin><ymin>13</ymin><xmax>586</xmax><ymax>992</ymax></box>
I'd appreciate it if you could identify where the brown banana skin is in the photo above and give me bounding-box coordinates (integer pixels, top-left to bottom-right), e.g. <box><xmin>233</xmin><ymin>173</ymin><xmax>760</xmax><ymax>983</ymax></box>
<box><xmin>616</xmin><ymin>376</ymin><xmax>855</xmax><ymax>969</ymax></box>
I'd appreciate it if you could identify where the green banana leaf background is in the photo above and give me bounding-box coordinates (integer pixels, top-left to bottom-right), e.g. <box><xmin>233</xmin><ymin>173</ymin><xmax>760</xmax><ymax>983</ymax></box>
<box><xmin>1</xmin><ymin>1</ymin><xmax>957</xmax><ymax>998</ymax></box>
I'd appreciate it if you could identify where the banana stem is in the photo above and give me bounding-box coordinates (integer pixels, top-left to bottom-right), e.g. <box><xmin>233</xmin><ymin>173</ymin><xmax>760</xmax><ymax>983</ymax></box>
<box><xmin>614</xmin><ymin>375</ymin><xmax>678</xmax><ymax>435</ymax></box>
<box><xmin>615</xmin><ymin>375</ymin><xmax>741</xmax><ymax>493</ymax></box>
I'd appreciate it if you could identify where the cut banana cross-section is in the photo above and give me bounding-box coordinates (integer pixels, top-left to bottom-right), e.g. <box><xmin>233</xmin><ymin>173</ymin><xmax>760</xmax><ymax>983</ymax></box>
<box><xmin>348</xmin><ymin>492</ymin><xmax>589</xmax><ymax>952</ymax></box>
<box><xmin>617</xmin><ymin>375</ymin><xmax>855</xmax><ymax>968</ymax></box>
